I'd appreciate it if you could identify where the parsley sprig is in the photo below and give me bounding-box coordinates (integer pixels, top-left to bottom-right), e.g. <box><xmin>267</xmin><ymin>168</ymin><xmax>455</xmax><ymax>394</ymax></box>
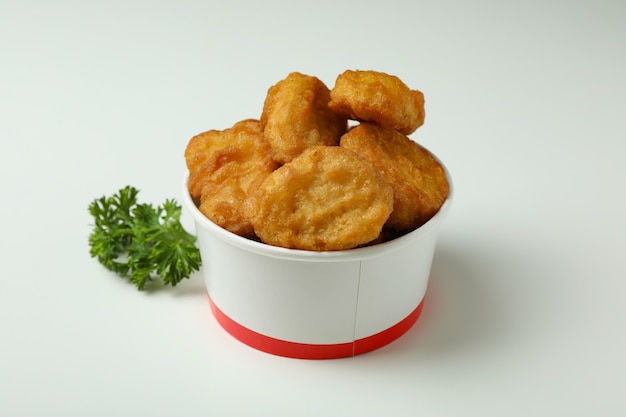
<box><xmin>88</xmin><ymin>186</ymin><xmax>201</xmax><ymax>290</ymax></box>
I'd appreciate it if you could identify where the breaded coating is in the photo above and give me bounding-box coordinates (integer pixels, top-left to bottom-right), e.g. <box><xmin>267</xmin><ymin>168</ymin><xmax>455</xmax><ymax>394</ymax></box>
<box><xmin>340</xmin><ymin>123</ymin><xmax>448</xmax><ymax>231</ymax></box>
<box><xmin>329</xmin><ymin>70</ymin><xmax>425</xmax><ymax>135</ymax></box>
<box><xmin>260</xmin><ymin>72</ymin><xmax>348</xmax><ymax>164</ymax></box>
<box><xmin>185</xmin><ymin>119</ymin><xmax>278</xmax><ymax>237</ymax></box>
<box><xmin>244</xmin><ymin>146</ymin><xmax>394</xmax><ymax>251</ymax></box>
<box><xmin>185</xmin><ymin>125</ymin><xmax>236</xmax><ymax>176</ymax></box>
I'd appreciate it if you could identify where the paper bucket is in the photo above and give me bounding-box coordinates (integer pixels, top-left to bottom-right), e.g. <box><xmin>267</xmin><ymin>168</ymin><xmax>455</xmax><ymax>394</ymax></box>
<box><xmin>182</xmin><ymin>166</ymin><xmax>452</xmax><ymax>359</ymax></box>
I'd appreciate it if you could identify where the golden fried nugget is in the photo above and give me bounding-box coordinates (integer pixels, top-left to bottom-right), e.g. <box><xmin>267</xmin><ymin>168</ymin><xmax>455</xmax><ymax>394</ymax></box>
<box><xmin>244</xmin><ymin>146</ymin><xmax>394</xmax><ymax>251</ymax></box>
<box><xmin>185</xmin><ymin>119</ymin><xmax>275</xmax><ymax>198</ymax></box>
<box><xmin>185</xmin><ymin>124</ymin><xmax>238</xmax><ymax>175</ymax></box>
<box><xmin>340</xmin><ymin>123</ymin><xmax>448</xmax><ymax>231</ymax></box>
<box><xmin>329</xmin><ymin>70</ymin><xmax>425</xmax><ymax>135</ymax></box>
<box><xmin>199</xmin><ymin>176</ymin><xmax>251</xmax><ymax>237</ymax></box>
<box><xmin>186</xmin><ymin>120</ymin><xmax>279</xmax><ymax>237</ymax></box>
<box><xmin>260</xmin><ymin>72</ymin><xmax>348</xmax><ymax>164</ymax></box>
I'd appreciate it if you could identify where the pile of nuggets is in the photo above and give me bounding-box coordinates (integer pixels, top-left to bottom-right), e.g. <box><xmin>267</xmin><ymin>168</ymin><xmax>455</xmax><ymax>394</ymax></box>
<box><xmin>185</xmin><ymin>70</ymin><xmax>449</xmax><ymax>251</ymax></box>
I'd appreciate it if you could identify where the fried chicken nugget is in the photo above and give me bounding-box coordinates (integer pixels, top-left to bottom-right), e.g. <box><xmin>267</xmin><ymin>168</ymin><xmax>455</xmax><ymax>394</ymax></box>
<box><xmin>244</xmin><ymin>146</ymin><xmax>394</xmax><ymax>251</ymax></box>
<box><xmin>329</xmin><ymin>70</ymin><xmax>425</xmax><ymax>135</ymax></box>
<box><xmin>185</xmin><ymin>119</ymin><xmax>279</xmax><ymax>237</ymax></box>
<box><xmin>340</xmin><ymin>123</ymin><xmax>449</xmax><ymax>231</ymax></box>
<box><xmin>260</xmin><ymin>72</ymin><xmax>348</xmax><ymax>164</ymax></box>
<box><xmin>185</xmin><ymin>124</ymin><xmax>236</xmax><ymax>177</ymax></box>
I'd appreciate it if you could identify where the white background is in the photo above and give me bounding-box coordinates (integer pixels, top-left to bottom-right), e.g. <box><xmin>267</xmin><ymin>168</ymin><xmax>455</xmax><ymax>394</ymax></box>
<box><xmin>2</xmin><ymin>0</ymin><xmax>625</xmax><ymax>415</ymax></box>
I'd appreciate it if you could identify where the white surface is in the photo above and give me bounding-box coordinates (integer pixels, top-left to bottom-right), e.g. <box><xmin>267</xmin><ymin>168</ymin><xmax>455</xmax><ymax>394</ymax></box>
<box><xmin>1</xmin><ymin>0</ymin><xmax>625</xmax><ymax>416</ymax></box>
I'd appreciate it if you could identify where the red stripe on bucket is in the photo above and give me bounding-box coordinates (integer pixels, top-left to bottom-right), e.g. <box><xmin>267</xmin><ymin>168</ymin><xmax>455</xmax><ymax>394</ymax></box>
<box><xmin>208</xmin><ymin>295</ymin><xmax>424</xmax><ymax>359</ymax></box>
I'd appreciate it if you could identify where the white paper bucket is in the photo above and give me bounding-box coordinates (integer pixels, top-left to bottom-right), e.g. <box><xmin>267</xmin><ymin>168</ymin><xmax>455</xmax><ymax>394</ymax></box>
<box><xmin>182</xmin><ymin>167</ymin><xmax>452</xmax><ymax>359</ymax></box>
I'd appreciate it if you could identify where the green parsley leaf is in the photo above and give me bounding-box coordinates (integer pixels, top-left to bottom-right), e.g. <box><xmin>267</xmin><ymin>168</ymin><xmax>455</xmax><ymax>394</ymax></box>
<box><xmin>88</xmin><ymin>186</ymin><xmax>201</xmax><ymax>290</ymax></box>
